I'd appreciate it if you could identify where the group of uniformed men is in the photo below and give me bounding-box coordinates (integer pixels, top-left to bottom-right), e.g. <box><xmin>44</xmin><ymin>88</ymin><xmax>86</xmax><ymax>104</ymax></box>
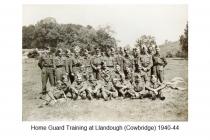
<box><xmin>38</xmin><ymin>44</ymin><xmax>167</xmax><ymax>105</ymax></box>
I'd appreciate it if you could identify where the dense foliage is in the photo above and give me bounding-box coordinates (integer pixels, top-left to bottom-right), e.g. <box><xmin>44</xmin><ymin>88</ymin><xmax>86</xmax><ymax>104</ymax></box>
<box><xmin>135</xmin><ymin>35</ymin><xmax>156</xmax><ymax>48</ymax></box>
<box><xmin>179</xmin><ymin>23</ymin><xmax>188</xmax><ymax>57</ymax></box>
<box><xmin>22</xmin><ymin>17</ymin><xmax>117</xmax><ymax>53</ymax></box>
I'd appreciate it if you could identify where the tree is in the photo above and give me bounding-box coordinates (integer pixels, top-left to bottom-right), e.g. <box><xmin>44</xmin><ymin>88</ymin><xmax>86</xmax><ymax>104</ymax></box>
<box><xmin>95</xmin><ymin>26</ymin><xmax>117</xmax><ymax>52</ymax></box>
<box><xmin>33</xmin><ymin>17</ymin><xmax>60</xmax><ymax>49</ymax></box>
<box><xmin>22</xmin><ymin>17</ymin><xmax>117</xmax><ymax>53</ymax></box>
<box><xmin>22</xmin><ymin>25</ymin><xmax>35</xmax><ymax>49</ymax></box>
<box><xmin>135</xmin><ymin>35</ymin><xmax>156</xmax><ymax>49</ymax></box>
<box><xmin>179</xmin><ymin>23</ymin><xmax>188</xmax><ymax>57</ymax></box>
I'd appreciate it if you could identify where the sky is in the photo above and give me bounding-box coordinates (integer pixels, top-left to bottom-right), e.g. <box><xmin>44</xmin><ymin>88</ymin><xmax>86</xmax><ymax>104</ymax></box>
<box><xmin>23</xmin><ymin>5</ymin><xmax>187</xmax><ymax>46</ymax></box>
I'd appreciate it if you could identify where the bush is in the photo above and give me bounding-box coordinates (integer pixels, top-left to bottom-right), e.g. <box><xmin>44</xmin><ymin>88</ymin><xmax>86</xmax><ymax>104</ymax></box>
<box><xmin>166</xmin><ymin>51</ymin><xmax>173</xmax><ymax>58</ymax></box>
<box><xmin>27</xmin><ymin>50</ymin><xmax>40</xmax><ymax>58</ymax></box>
<box><xmin>175</xmin><ymin>51</ymin><xmax>185</xmax><ymax>58</ymax></box>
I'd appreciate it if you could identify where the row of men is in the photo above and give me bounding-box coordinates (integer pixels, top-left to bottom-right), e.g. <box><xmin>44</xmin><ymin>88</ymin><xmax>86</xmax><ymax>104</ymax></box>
<box><xmin>38</xmin><ymin>45</ymin><xmax>167</xmax><ymax>103</ymax></box>
<box><xmin>44</xmin><ymin>66</ymin><xmax>166</xmax><ymax>106</ymax></box>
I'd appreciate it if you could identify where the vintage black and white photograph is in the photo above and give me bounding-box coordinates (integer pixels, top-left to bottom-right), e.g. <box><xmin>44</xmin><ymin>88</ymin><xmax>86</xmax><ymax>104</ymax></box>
<box><xmin>22</xmin><ymin>5</ymin><xmax>188</xmax><ymax>121</ymax></box>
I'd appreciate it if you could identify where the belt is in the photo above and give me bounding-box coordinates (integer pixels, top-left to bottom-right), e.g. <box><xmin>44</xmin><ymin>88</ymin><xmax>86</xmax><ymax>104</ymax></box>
<box><xmin>56</xmin><ymin>65</ymin><xmax>64</xmax><ymax>68</ymax></box>
<box><xmin>43</xmin><ymin>65</ymin><xmax>53</xmax><ymax>68</ymax></box>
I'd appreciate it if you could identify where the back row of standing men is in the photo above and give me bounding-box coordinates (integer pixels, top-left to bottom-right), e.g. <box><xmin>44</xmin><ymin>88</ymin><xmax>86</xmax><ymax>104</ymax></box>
<box><xmin>38</xmin><ymin>44</ymin><xmax>167</xmax><ymax>101</ymax></box>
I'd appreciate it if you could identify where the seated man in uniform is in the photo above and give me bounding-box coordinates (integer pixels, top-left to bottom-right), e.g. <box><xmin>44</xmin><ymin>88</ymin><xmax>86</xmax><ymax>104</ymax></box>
<box><xmin>129</xmin><ymin>75</ymin><xmax>146</xmax><ymax>99</ymax></box>
<box><xmin>100</xmin><ymin>62</ymin><xmax>118</xmax><ymax>100</ymax></box>
<box><xmin>112</xmin><ymin>65</ymin><xmax>129</xmax><ymax>98</ymax></box>
<box><xmin>101</xmin><ymin>75</ymin><xmax>118</xmax><ymax>100</ymax></box>
<box><xmin>112</xmin><ymin>76</ymin><xmax>134</xmax><ymax>99</ymax></box>
<box><xmin>69</xmin><ymin>74</ymin><xmax>88</xmax><ymax>100</ymax></box>
<box><xmin>145</xmin><ymin>75</ymin><xmax>166</xmax><ymax>100</ymax></box>
<box><xmin>124</xmin><ymin>66</ymin><xmax>133</xmax><ymax>83</ymax></box>
<box><xmin>85</xmin><ymin>74</ymin><xmax>104</xmax><ymax>100</ymax></box>
<box><xmin>41</xmin><ymin>75</ymin><xmax>68</xmax><ymax>107</ymax></box>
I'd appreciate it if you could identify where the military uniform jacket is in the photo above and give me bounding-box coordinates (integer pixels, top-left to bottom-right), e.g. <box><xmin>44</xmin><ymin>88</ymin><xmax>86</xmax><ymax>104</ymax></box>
<box><xmin>38</xmin><ymin>52</ymin><xmax>56</xmax><ymax>69</ymax></box>
<box><xmin>148</xmin><ymin>81</ymin><xmax>162</xmax><ymax>89</ymax></box>
<box><xmin>91</xmin><ymin>55</ymin><xmax>102</xmax><ymax>70</ymax></box>
<box><xmin>81</xmin><ymin>56</ymin><xmax>92</xmax><ymax>72</ymax></box>
<box><xmin>102</xmin><ymin>79</ymin><xmax>114</xmax><ymax>90</ymax></box>
<box><xmin>123</xmin><ymin>56</ymin><xmax>134</xmax><ymax>70</ymax></box>
<box><xmin>87</xmin><ymin>81</ymin><xmax>97</xmax><ymax>89</ymax></box>
<box><xmin>112</xmin><ymin>71</ymin><xmax>125</xmax><ymax>81</ymax></box>
<box><xmin>139</xmin><ymin>54</ymin><xmax>153</xmax><ymax>71</ymax></box>
<box><xmin>100</xmin><ymin>67</ymin><xmax>111</xmax><ymax>81</ymax></box>
<box><xmin>71</xmin><ymin>81</ymin><xmax>87</xmax><ymax>91</ymax></box>
<box><xmin>152</xmin><ymin>53</ymin><xmax>167</xmax><ymax>71</ymax></box>
<box><xmin>133</xmin><ymin>56</ymin><xmax>141</xmax><ymax>73</ymax></box>
<box><xmin>114</xmin><ymin>55</ymin><xmax>124</xmax><ymax>70</ymax></box>
<box><xmin>133</xmin><ymin>82</ymin><xmax>145</xmax><ymax>92</ymax></box>
<box><xmin>87</xmin><ymin>80</ymin><xmax>103</xmax><ymax>90</ymax></box>
<box><xmin>56</xmin><ymin>82</ymin><xmax>69</xmax><ymax>91</ymax></box>
<box><xmin>55</xmin><ymin>56</ymin><xmax>66</xmax><ymax>67</ymax></box>
<box><xmin>72</xmin><ymin>55</ymin><xmax>83</xmax><ymax>73</ymax></box>
<box><xmin>65</xmin><ymin>56</ymin><xmax>73</xmax><ymax>74</ymax></box>
<box><xmin>103</xmin><ymin>56</ymin><xmax>115</xmax><ymax>68</ymax></box>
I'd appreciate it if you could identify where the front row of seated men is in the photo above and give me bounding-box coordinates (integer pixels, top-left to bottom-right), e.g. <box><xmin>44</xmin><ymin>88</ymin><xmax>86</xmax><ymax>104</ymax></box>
<box><xmin>43</xmin><ymin>63</ymin><xmax>166</xmax><ymax>106</ymax></box>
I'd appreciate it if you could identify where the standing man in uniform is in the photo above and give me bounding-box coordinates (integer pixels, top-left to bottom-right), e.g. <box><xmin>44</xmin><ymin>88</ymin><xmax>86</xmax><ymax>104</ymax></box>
<box><xmin>55</xmin><ymin>48</ymin><xmax>67</xmax><ymax>82</ymax></box>
<box><xmin>104</xmin><ymin>48</ymin><xmax>115</xmax><ymax>72</ymax></box>
<box><xmin>38</xmin><ymin>47</ymin><xmax>56</xmax><ymax>96</ymax></box>
<box><xmin>132</xmin><ymin>48</ymin><xmax>143</xmax><ymax>84</ymax></box>
<box><xmin>114</xmin><ymin>48</ymin><xmax>124</xmax><ymax>71</ymax></box>
<box><xmin>123</xmin><ymin>48</ymin><xmax>134</xmax><ymax>82</ymax></box>
<box><xmin>81</xmin><ymin>49</ymin><xmax>92</xmax><ymax>81</ymax></box>
<box><xmin>110</xmin><ymin>48</ymin><xmax>115</xmax><ymax>58</ymax></box>
<box><xmin>91</xmin><ymin>48</ymin><xmax>102</xmax><ymax>80</ymax></box>
<box><xmin>139</xmin><ymin>45</ymin><xmax>153</xmax><ymax>83</ymax></box>
<box><xmin>133</xmin><ymin>48</ymin><xmax>141</xmax><ymax>74</ymax></box>
<box><xmin>72</xmin><ymin>46</ymin><xmax>83</xmax><ymax>81</ymax></box>
<box><xmin>65</xmin><ymin>49</ymin><xmax>74</xmax><ymax>83</ymax></box>
<box><xmin>148</xmin><ymin>44</ymin><xmax>155</xmax><ymax>56</ymax></box>
<box><xmin>152</xmin><ymin>45</ymin><xmax>167</xmax><ymax>83</ymax></box>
